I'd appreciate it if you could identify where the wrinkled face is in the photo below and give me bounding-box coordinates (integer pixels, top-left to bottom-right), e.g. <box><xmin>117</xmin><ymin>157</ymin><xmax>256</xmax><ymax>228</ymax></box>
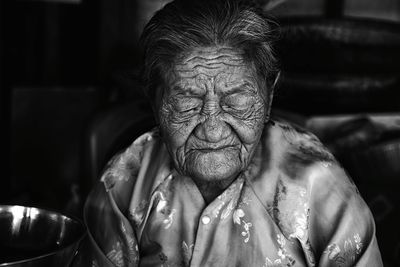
<box><xmin>159</xmin><ymin>46</ymin><xmax>267</xmax><ymax>184</ymax></box>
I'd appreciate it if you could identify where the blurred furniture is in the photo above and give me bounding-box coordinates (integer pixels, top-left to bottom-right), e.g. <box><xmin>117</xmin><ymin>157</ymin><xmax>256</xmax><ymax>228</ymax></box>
<box><xmin>10</xmin><ymin>87</ymin><xmax>101</xmax><ymax>213</ymax></box>
<box><xmin>84</xmin><ymin>99</ymin><xmax>155</xmax><ymax>191</ymax></box>
<box><xmin>274</xmin><ymin>17</ymin><xmax>400</xmax><ymax>115</ymax></box>
<box><xmin>269</xmin><ymin>0</ymin><xmax>400</xmax><ymax>22</ymax></box>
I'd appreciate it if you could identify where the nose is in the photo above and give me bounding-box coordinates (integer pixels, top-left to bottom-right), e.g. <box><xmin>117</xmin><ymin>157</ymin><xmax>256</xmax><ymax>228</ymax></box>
<box><xmin>194</xmin><ymin>95</ymin><xmax>231</xmax><ymax>142</ymax></box>
<box><xmin>194</xmin><ymin>115</ymin><xmax>230</xmax><ymax>143</ymax></box>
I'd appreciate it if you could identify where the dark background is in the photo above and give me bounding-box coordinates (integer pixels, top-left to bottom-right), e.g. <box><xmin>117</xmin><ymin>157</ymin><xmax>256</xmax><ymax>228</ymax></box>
<box><xmin>1</xmin><ymin>0</ymin><xmax>400</xmax><ymax>265</ymax></box>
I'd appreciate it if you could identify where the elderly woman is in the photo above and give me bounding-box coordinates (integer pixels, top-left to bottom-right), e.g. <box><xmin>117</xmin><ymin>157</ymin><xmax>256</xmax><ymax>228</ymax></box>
<box><xmin>74</xmin><ymin>0</ymin><xmax>382</xmax><ymax>266</ymax></box>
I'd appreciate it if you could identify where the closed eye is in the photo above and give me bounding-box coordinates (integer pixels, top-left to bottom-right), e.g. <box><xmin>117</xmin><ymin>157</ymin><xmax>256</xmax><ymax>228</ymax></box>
<box><xmin>222</xmin><ymin>93</ymin><xmax>255</xmax><ymax>111</ymax></box>
<box><xmin>173</xmin><ymin>97</ymin><xmax>202</xmax><ymax>114</ymax></box>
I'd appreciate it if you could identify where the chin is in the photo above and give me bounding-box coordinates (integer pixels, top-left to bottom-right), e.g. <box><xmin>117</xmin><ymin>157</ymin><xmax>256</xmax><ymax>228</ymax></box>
<box><xmin>185</xmin><ymin>148</ymin><xmax>242</xmax><ymax>182</ymax></box>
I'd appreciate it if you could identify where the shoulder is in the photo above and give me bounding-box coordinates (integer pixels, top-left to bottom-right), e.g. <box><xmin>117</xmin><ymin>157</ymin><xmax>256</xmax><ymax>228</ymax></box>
<box><xmin>253</xmin><ymin>121</ymin><xmax>366</xmax><ymax>240</ymax></box>
<box><xmin>263</xmin><ymin>120</ymin><xmax>355</xmax><ymax>196</ymax></box>
<box><xmin>270</xmin><ymin>120</ymin><xmax>336</xmax><ymax>176</ymax></box>
<box><xmin>96</xmin><ymin>128</ymin><xmax>167</xmax><ymax>213</ymax></box>
<box><xmin>267</xmin><ymin>121</ymin><xmax>361</xmax><ymax>207</ymax></box>
<box><xmin>249</xmin><ymin>121</ymin><xmax>381</xmax><ymax>267</ymax></box>
<box><xmin>266</xmin><ymin>119</ymin><xmax>357</xmax><ymax>198</ymax></box>
<box><xmin>101</xmin><ymin>129</ymin><xmax>159</xmax><ymax>191</ymax></box>
<box><xmin>81</xmin><ymin>129</ymin><xmax>161</xmax><ymax>266</ymax></box>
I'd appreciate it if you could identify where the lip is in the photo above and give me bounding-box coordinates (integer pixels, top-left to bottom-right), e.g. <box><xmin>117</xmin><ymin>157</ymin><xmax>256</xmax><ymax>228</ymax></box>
<box><xmin>186</xmin><ymin>135</ymin><xmax>239</xmax><ymax>153</ymax></box>
<box><xmin>196</xmin><ymin>145</ymin><xmax>237</xmax><ymax>152</ymax></box>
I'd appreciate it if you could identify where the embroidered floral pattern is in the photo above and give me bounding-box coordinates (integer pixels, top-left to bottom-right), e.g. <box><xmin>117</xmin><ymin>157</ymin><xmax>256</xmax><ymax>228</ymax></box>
<box><xmin>238</xmin><ymin>189</ymin><xmax>252</xmax><ymax>208</ymax></box>
<box><xmin>277</xmin><ymin>234</ymin><xmax>295</xmax><ymax>265</ymax></box>
<box><xmin>159</xmin><ymin>252</ymin><xmax>170</xmax><ymax>267</ymax></box>
<box><xmin>323</xmin><ymin>233</ymin><xmax>364</xmax><ymax>266</ymax></box>
<box><xmin>213</xmin><ymin>178</ymin><xmax>244</xmax><ymax>220</ymax></box>
<box><xmin>129</xmin><ymin>199</ymin><xmax>148</xmax><ymax>227</ymax></box>
<box><xmin>152</xmin><ymin>175</ymin><xmax>176</xmax><ymax>229</ymax></box>
<box><xmin>289</xmin><ymin>209</ymin><xmax>308</xmax><ymax>241</ymax></box>
<box><xmin>325</xmin><ymin>244</ymin><xmax>341</xmax><ymax>260</ymax></box>
<box><xmin>120</xmin><ymin>222</ymin><xmax>139</xmax><ymax>263</ymax></box>
<box><xmin>241</xmin><ymin>220</ymin><xmax>252</xmax><ymax>243</ymax></box>
<box><xmin>263</xmin><ymin>257</ymin><xmax>283</xmax><ymax>267</ymax></box>
<box><xmin>262</xmin><ymin>235</ymin><xmax>295</xmax><ymax>267</ymax></box>
<box><xmin>106</xmin><ymin>241</ymin><xmax>124</xmax><ymax>267</ymax></box>
<box><xmin>221</xmin><ymin>199</ymin><xmax>236</xmax><ymax>220</ymax></box>
<box><xmin>182</xmin><ymin>241</ymin><xmax>194</xmax><ymax>266</ymax></box>
<box><xmin>212</xmin><ymin>201</ymin><xmax>226</xmax><ymax>218</ymax></box>
<box><xmin>321</xmin><ymin>161</ymin><xmax>332</xmax><ymax>168</ymax></box>
<box><xmin>354</xmin><ymin>233</ymin><xmax>363</xmax><ymax>255</ymax></box>
<box><xmin>233</xmin><ymin>209</ymin><xmax>244</xmax><ymax>224</ymax></box>
<box><xmin>213</xmin><ymin>179</ymin><xmax>253</xmax><ymax>243</ymax></box>
<box><xmin>288</xmin><ymin>202</ymin><xmax>315</xmax><ymax>266</ymax></box>
<box><xmin>163</xmin><ymin>209</ymin><xmax>176</xmax><ymax>229</ymax></box>
<box><xmin>271</xmin><ymin>179</ymin><xmax>315</xmax><ymax>266</ymax></box>
<box><xmin>344</xmin><ymin>238</ymin><xmax>356</xmax><ymax>263</ymax></box>
<box><xmin>287</xmin><ymin>189</ymin><xmax>309</xmax><ymax>241</ymax></box>
<box><xmin>101</xmin><ymin>144</ymin><xmax>143</xmax><ymax>191</ymax></box>
<box><xmin>233</xmin><ymin>208</ymin><xmax>252</xmax><ymax>243</ymax></box>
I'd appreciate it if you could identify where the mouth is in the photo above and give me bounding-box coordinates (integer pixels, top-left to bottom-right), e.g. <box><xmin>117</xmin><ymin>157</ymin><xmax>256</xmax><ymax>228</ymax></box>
<box><xmin>196</xmin><ymin>145</ymin><xmax>237</xmax><ymax>153</ymax></box>
<box><xmin>185</xmin><ymin>134</ymin><xmax>241</xmax><ymax>155</ymax></box>
<box><xmin>187</xmin><ymin>136</ymin><xmax>240</xmax><ymax>154</ymax></box>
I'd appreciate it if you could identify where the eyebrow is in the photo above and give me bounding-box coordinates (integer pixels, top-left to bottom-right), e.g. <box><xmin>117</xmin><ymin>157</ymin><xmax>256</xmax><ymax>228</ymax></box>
<box><xmin>171</xmin><ymin>86</ymin><xmax>205</xmax><ymax>96</ymax></box>
<box><xmin>221</xmin><ymin>82</ymin><xmax>257</xmax><ymax>95</ymax></box>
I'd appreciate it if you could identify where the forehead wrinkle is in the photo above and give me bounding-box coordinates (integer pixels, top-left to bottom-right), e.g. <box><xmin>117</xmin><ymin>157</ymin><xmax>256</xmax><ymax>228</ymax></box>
<box><xmin>173</xmin><ymin>72</ymin><xmax>257</xmax><ymax>96</ymax></box>
<box><xmin>176</xmin><ymin>47</ymin><xmax>245</xmax><ymax>70</ymax></box>
<box><xmin>175</xmin><ymin>61</ymin><xmax>248</xmax><ymax>79</ymax></box>
<box><xmin>171</xmin><ymin>47</ymin><xmax>259</xmax><ymax>95</ymax></box>
<box><xmin>179</xmin><ymin>46</ymin><xmax>243</xmax><ymax>61</ymax></box>
<box><xmin>173</xmin><ymin>69</ymin><xmax>258</xmax><ymax>93</ymax></box>
<box><xmin>183</xmin><ymin>55</ymin><xmax>244</xmax><ymax>64</ymax></box>
<box><xmin>175</xmin><ymin>59</ymin><xmax>246</xmax><ymax>73</ymax></box>
<box><xmin>176</xmin><ymin>66</ymin><xmax>225</xmax><ymax>79</ymax></box>
<box><xmin>176</xmin><ymin>65</ymin><xmax>221</xmax><ymax>73</ymax></box>
<box><xmin>178</xmin><ymin>56</ymin><xmax>244</xmax><ymax>69</ymax></box>
<box><xmin>174</xmin><ymin>68</ymin><xmax>220</xmax><ymax>79</ymax></box>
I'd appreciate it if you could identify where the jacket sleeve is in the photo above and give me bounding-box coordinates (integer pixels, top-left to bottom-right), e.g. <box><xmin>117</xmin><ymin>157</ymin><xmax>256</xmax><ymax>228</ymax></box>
<box><xmin>71</xmin><ymin>132</ymin><xmax>153</xmax><ymax>267</ymax></box>
<box><xmin>71</xmin><ymin>130</ymin><xmax>166</xmax><ymax>267</ymax></box>
<box><xmin>71</xmin><ymin>181</ymin><xmax>140</xmax><ymax>267</ymax></box>
<box><xmin>309</xmin><ymin>163</ymin><xmax>383</xmax><ymax>266</ymax></box>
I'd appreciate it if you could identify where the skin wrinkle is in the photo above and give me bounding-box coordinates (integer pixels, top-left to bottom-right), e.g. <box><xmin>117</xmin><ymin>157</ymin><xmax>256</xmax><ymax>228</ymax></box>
<box><xmin>158</xmin><ymin>46</ymin><xmax>268</xmax><ymax>203</ymax></box>
<box><xmin>183</xmin><ymin>62</ymin><xmax>246</xmax><ymax>70</ymax></box>
<box><xmin>179</xmin><ymin>47</ymin><xmax>243</xmax><ymax>63</ymax></box>
<box><xmin>192</xmin><ymin>61</ymin><xmax>244</xmax><ymax>68</ymax></box>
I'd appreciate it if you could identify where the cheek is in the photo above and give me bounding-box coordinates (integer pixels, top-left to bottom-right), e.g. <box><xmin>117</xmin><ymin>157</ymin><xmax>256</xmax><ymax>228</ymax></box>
<box><xmin>225</xmin><ymin>98</ymin><xmax>266</xmax><ymax>145</ymax></box>
<box><xmin>159</xmin><ymin>100</ymin><xmax>199</xmax><ymax>149</ymax></box>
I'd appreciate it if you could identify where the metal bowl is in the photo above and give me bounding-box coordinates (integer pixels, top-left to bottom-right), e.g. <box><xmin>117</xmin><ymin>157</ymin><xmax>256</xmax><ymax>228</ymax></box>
<box><xmin>0</xmin><ymin>205</ymin><xmax>86</xmax><ymax>267</ymax></box>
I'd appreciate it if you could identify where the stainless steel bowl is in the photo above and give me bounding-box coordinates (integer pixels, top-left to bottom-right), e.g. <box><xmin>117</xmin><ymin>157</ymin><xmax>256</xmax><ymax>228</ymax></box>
<box><xmin>0</xmin><ymin>205</ymin><xmax>86</xmax><ymax>266</ymax></box>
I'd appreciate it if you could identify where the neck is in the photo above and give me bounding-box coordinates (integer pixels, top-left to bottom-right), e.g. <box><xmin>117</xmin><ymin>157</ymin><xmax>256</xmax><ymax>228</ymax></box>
<box><xmin>193</xmin><ymin>176</ymin><xmax>236</xmax><ymax>204</ymax></box>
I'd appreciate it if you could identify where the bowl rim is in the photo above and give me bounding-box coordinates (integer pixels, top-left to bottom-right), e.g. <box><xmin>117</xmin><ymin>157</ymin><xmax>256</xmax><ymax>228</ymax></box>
<box><xmin>0</xmin><ymin>204</ymin><xmax>87</xmax><ymax>266</ymax></box>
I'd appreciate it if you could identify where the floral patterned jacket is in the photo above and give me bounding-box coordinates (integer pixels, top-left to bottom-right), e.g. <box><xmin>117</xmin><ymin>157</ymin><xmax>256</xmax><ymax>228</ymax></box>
<box><xmin>72</xmin><ymin>121</ymin><xmax>383</xmax><ymax>267</ymax></box>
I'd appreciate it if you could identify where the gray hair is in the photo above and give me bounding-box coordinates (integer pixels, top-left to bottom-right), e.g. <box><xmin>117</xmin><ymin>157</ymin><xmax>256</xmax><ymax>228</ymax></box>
<box><xmin>140</xmin><ymin>0</ymin><xmax>279</xmax><ymax>106</ymax></box>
